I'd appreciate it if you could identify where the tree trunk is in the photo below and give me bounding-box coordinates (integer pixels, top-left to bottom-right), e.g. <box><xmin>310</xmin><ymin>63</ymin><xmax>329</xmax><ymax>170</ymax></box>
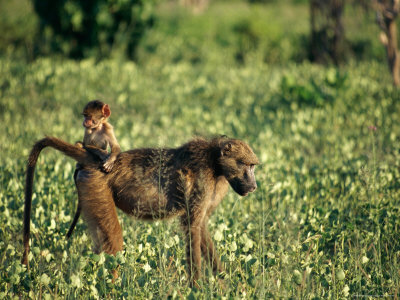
<box><xmin>375</xmin><ymin>0</ymin><xmax>400</xmax><ymax>86</ymax></box>
<box><xmin>310</xmin><ymin>0</ymin><xmax>345</xmax><ymax>65</ymax></box>
<box><xmin>386</xmin><ymin>18</ymin><xmax>400</xmax><ymax>86</ymax></box>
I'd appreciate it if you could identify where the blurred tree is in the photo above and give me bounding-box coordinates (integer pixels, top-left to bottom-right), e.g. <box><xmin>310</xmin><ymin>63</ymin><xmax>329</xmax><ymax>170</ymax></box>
<box><xmin>0</xmin><ymin>0</ymin><xmax>38</xmax><ymax>60</ymax></box>
<box><xmin>247</xmin><ymin>0</ymin><xmax>277</xmax><ymax>3</ymax></box>
<box><xmin>310</xmin><ymin>0</ymin><xmax>345</xmax><ymax>65</ymax></box>
<box><xmin>373</xmin><ymin>0</ymin><xmax>400</xmax><ymax>86</ymax></box>
<box><xmin>233</xmin><ymin>19</ymin><xmax>259</xmax><ymax>64</ymax></box>
<box><xmin>32</xmin><ymin>0</ymin><xmax>155</xmax><ymax>60</ymax></box>
<box><xmin>179</xmin><ymin>0</ymin><xmax>209</xmax><ymax>14</ymax></box>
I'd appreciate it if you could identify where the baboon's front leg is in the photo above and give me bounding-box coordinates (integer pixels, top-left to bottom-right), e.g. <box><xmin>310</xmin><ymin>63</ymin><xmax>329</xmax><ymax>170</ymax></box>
<box><xmin>200</xmin><ymin>221</ymin><xmax>223</xmax><ymax>274</ymax></box>
<box><xmin>181</xmin><ymin>216</ymin><xmax>203</xmax><ymax>286</ymax></box>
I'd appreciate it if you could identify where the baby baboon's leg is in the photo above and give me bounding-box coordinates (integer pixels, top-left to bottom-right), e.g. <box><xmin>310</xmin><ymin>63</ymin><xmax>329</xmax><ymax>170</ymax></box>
<box><xmin>85</xmin><ymin>146</ymin><xmax>109</xmax><ymax>161</ymax></box>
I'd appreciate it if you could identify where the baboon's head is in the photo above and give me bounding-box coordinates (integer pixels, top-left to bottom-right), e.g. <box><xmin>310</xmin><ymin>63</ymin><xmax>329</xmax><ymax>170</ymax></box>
<box><xmin>218</xmin><ymin>139</ymin><xmax>259</xmax><ymax>196</ymax></box>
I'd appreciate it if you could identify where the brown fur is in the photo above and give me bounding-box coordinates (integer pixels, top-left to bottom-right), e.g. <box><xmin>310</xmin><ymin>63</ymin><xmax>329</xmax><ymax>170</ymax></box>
<box><xmin>67</xmin><ymin>100</ymin><xmax>121</xmax><ymax>239</ymax></box>
<box><xmin>81</xmin><ymin>100</ymin><xmax>120</xmax><ymax>169</ymax></box>
<box><xmin>22</xmin><ymin>136</ymin><xmax>258</xmax><ymax>285</ymax></box>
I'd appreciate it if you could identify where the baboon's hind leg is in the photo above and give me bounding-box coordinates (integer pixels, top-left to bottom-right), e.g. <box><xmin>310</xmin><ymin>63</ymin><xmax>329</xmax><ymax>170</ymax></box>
<box><xmin>76</xmin><ymin>170</ymin><xmax>123</xmax><ymax>255</ymax></box>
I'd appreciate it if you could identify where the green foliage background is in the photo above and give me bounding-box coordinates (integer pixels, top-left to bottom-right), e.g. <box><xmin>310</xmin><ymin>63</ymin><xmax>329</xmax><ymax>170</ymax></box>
<box><xmin>0</xmin><ymin>0</ymin><xmax>400</xmax><ymax>298</ymax></box>
<box><xmin>32</xmin><ymin>0</ymin><xmax>155</xmax><ymax>59</ymax></box>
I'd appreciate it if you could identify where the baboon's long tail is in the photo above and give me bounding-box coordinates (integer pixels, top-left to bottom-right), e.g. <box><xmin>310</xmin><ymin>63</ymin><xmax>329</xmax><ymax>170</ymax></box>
<box><xmin>22</xmin><ymin>136</ymin><xmax>98</xmax><ymax>266</ymax></box>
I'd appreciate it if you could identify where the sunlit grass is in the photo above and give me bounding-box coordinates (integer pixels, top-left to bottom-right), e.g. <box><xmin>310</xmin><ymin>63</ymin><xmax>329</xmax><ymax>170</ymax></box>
<box><xmin>0</xmin><ymin>55</ymin><xmax>399</xmax><ymax>298</ymax></box>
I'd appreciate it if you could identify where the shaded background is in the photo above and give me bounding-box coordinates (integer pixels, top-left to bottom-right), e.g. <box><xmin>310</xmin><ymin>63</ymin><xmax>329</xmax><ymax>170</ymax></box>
<box><xmin>0</xmin><ymin>0</ymin><xmax>393</xmax><ymax>65</ymax></box>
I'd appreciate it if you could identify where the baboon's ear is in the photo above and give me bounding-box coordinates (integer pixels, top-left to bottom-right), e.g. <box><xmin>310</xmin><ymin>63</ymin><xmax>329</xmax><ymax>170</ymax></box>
<box><xmin>102</xmin><ymin>104</ymin><xmax>111</xmax><ymax>118</ymax></box>
<box><xmin>221</xmin><ymin>142</ymin><xmax>232</xmax><ymax>156</ymax></box>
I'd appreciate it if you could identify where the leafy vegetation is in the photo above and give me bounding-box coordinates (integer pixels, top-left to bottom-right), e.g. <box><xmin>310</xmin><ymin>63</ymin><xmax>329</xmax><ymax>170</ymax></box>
<box><xmin>32</xmin><ymin>0</ymin><xmax>156</xmax><ymax>59</ymax></box>
<box><xmin>1</xmin><ymin>57</ymin><xmax>399</xmax><ymax>298</ymax></box>
<box><xmin>1</xmin><ymin>0</ymin><xmax>400</xmax><ymax>299</ymax></box>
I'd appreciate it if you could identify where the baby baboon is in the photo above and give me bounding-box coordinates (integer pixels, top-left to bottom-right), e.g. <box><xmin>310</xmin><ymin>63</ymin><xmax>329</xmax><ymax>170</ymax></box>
<box><xmin>79</xmin><ymin>100</ymin><xmax>120</xmax><ymax>172</ymax></box>
<box><xmin>22</xmin><ymin>136</ymin><xmax>259</xmax><ymax>286</ymax></box>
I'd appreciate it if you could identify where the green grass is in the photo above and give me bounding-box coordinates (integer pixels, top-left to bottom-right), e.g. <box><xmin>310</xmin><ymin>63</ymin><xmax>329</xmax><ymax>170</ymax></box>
<box><xmin>1</xmin><ymin>56</ymin><xmax>400</xmax><ymax>298</ymax></box>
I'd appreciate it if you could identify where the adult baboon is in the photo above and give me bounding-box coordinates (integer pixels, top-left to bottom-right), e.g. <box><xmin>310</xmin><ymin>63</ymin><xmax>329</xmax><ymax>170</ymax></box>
<box><xmin>22</xmin><ymin>136</ymin><xmax>259</xmax><ymax>285</ymax></box>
